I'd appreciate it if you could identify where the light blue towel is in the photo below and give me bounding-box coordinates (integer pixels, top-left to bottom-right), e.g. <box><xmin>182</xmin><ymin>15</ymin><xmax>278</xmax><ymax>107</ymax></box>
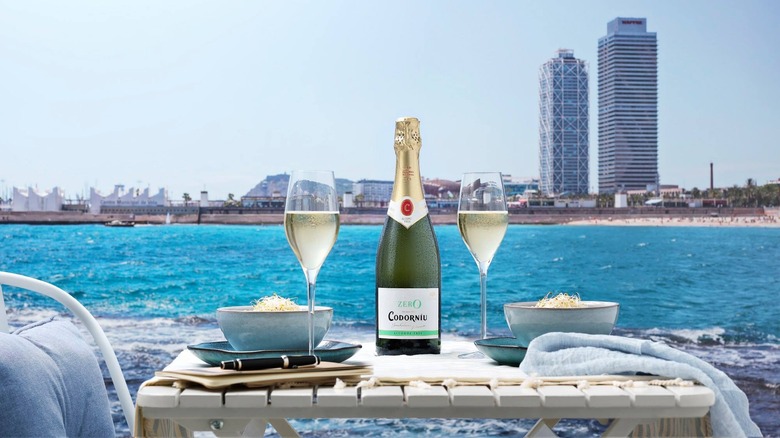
<box><xmin>519</xmin><ymin>332</ymin><xmax>762</xmax><ymax>438</ymax></box>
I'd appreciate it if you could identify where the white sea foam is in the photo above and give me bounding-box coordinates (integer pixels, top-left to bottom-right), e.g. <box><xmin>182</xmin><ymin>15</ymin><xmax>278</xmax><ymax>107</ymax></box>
<box><xmin>279</xmin><ymin>417</ymin><xmax>547</xmax><ymax>437</ymax></box>
<box><xmin>687</xmin><ymin>344</ymin><xmax>780</xmax><ymax>371</ymax></box>
<box><xmin>638</xmin><ymin>326</ymin><xmax>780</xmax><ymax>370</ymax></box>
<box><xmin>647</xmin><ymin>326</ymin><xmax>727</xmax><ymax>344</ymax></box>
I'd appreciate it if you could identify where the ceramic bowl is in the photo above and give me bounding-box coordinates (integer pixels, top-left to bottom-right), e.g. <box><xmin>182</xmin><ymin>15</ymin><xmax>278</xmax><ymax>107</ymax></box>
<box><xmin>474</xmin><ymin>337</ymin><xmax>528</xmax><ymax>366</ymax></box>
<box><xmin>217</xmin><ymin>305</ymin><xmax>333</xmax><ymax>351</ymax></box>
<box><xmin>503</xmin><ymin>301</ymin><xmax>619</xmax><ymax>347</ymax></box>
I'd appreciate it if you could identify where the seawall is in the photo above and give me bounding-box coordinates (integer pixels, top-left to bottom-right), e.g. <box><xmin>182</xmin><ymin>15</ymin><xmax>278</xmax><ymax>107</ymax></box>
<box><xmin>0</xmin><ymin>207</ymin><xmax>768</xmax><ymax>226</ymax></box>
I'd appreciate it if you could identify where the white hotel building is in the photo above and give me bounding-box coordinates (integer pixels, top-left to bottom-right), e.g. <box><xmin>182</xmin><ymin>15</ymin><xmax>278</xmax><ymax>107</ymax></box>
<box><xmin>89</xmin><ymin>185</ymin><xmax>168</xmax><ymax>214</ymax></box>
<box><xmin>11</xmin><ymin>186</ymin><xmax>64</xmax><ymax>212</ymax></box>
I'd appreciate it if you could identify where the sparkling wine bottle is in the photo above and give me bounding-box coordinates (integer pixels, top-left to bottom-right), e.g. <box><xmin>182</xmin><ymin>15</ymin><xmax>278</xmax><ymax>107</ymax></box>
<box><xmin>375</xmin><ymin>117</ymin><xmax>441</xmax><ymax>355</ymax></box>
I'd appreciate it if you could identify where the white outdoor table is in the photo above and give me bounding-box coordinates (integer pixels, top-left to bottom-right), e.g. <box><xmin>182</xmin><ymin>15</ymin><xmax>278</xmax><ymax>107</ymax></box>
<box><xmin>135</xmin><ymin>341</ymin><xmax>715</xmax><ymax>437</ymax></box>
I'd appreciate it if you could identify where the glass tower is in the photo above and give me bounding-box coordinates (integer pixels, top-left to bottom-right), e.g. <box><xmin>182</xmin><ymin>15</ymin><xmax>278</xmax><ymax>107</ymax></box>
<box><xmin>598</xmin><ymin>17</ymin><xmax>658</xmax><ymax>194</ymax></box>
<box><xmin>539</xmin><ymin>49</ymin><xmax>589</xmax><ymax>196</ymax></box>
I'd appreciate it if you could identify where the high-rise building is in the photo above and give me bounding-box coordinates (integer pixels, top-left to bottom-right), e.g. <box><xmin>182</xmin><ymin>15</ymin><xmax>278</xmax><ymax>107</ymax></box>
<box><xmin>598</xmin><ymin>17</ymin><xmax>658</xmax><ymax>194</ymax></box>
<box><xmin>538</xmin><ymin>49</ymin><xmax>589</xmax><ymax>196</ymax></box>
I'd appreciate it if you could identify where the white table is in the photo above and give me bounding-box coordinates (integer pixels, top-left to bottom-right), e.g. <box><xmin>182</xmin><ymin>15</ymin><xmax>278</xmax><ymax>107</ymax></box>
<box><xmin>135</xmin><ymin>341</ymin><xmax>715</xmax><ymax>437</ymax></box>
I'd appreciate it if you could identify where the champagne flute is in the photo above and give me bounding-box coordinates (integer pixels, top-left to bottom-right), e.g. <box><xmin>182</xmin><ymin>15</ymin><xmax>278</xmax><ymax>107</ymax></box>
<box><xmin>284</xmin><ymin>170</ymin><xmax>340</xmax><ymax>355</ymax></box>
<box><xmin>458</xmin><ymin>172</ymin><xmax>508</xmax><ymax>343</ymax></box>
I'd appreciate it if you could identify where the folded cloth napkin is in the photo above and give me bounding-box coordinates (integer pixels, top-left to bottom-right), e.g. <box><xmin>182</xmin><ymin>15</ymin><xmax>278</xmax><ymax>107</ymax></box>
<box><xmin>519</xmin><ymin>333</ymin><xmax>762</xmax><ymax>438</ymax></box>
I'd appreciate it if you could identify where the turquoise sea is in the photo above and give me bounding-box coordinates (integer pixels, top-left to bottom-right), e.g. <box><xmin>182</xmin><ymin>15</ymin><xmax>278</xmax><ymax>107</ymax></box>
<box><xmin>1</xmin><ymin>224</ymin><xmax>778</xmax><ymax>436</ymax></box>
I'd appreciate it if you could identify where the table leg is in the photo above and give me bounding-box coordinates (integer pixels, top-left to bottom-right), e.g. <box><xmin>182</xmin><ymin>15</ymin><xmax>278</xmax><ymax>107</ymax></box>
<box><xmin>174</xmin><ymin>418</ymin><xmax>252</xmax><ymax>437</ymax></box>
<box><xmin>526</xmin><ymin>418</ymin><xmax>560</xmax><ymax>438</ymax></box>
<box><xmin>267</xmin><ymin>418</ymin><xmax>300</xmax><ymax>437</ymax></box>
<box><xmin>602</xmin><ymin>418</ymin><xmax>652</xmax><ymax>437</ymax></box>
<box><xmin>241</xmin><ymin>418</ymin><xmax>267</xmax><ymax>437</ymax></box>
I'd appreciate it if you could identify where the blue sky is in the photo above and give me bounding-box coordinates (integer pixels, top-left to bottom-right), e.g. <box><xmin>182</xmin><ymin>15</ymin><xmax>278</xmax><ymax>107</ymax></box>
<box><xmin>1</xmin><ymin>0</ymin><xmax>778</xmax><ymax>200</ymax></box>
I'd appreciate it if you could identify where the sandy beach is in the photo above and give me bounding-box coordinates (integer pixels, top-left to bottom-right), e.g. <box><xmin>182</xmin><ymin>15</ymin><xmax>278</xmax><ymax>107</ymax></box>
<box><xmin>568</xmin><ymin>215</ymin><xmax>780</xmax><ymax>227</ymax></box>
<box><xmin>2</xmin><ymin>209</ymin><xmax>779</xmax><ymax>227</ymax></box>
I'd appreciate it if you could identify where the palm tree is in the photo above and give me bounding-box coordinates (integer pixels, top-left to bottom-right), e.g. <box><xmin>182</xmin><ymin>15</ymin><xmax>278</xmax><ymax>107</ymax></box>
<box><xmin>183</xmin><ymin>193</ymin><xmax>191</xmax><ymax>206</ymax></box>
<box><xmin>595</xmin><ymin>193</ymin><xmax>613</xmax><ymax>208</ymax></box>
<box><xmin>725</xmin><ymin>185</ymin><xmax>742</xmax><ymax>207</ymax></box>
<box><xmin>757</xmin><ymin>183</ymin><xmax>780</xmax><ymax>207</ymax></box>
<box><xmin>224</xmin><ymin>193</ymin><xmax>241</xmax><ymax>208</ymax></box>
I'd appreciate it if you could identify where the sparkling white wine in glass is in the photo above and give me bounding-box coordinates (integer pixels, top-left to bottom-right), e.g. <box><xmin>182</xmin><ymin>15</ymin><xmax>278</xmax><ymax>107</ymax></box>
<box><xmin>284</xmin><ymin>212</ymin><xmax>339</xmax><ymax>270</ymax></box>
<box><xmin>284</xmin><ymin>170</ymin><xmax>340</xmax><ymax>355</ymax></box>
<box><xmin>457</xmin><ymin>211</ymin><xmax>508</xmax><ymax>264</ymax></box>
<box><xmin>457</xmin><ymin>172</ymin><xmax>508</xmax><ymax>343</ymax></box>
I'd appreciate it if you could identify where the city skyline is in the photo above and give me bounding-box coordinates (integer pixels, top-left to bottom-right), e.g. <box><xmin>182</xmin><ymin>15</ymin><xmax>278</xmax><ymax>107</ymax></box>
<box><xmin>2</xmin><ymin>1</ymin><xmax>779</xmax><ymax>200</ymax></box>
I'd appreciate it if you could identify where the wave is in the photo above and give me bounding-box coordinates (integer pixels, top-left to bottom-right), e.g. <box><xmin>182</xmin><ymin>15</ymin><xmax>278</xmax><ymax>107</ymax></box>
<box><xmin>642</xmin><ymin>326</ymin><xmax>728</xmax><ymax>344</ymax></box>
<box><xmin>616</xmin><ymin>326</ymin><xmax>778</xmax><ymax>347</ymax></box>
<box><xmin>280</xmin><ymin>418</ymin><xmax>608</xmax><ymax>437</ymax></box>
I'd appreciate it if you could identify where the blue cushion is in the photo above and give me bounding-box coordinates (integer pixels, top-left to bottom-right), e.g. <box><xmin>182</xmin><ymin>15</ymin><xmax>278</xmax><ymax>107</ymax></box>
<box><xmin>0</xmin><ymin>317</ymin><xmax>114</xmax><ymax>437</ymax></box>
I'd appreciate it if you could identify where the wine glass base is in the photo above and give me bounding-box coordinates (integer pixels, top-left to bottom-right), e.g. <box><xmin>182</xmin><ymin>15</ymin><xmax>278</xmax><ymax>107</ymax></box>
<box><xmin>458</xmin><ymin>350</ymin><xmax>486</xmax><ymax>359</ymax></box>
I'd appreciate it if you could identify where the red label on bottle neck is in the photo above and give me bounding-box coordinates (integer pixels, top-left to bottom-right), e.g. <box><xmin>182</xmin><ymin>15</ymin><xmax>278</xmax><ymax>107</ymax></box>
<box><xmin>401</xmin><ymin>199</ymin><xmax>414</xmax><ymax>216</ymax></box>
<box><xmin>388</xmin><ymin>197</ymin><xmax>428</xmax><ymax>229</ymax></box>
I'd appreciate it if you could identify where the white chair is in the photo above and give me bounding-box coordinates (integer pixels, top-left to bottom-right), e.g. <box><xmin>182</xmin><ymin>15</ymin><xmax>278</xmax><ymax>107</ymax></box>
<box><xmin>0</xmin><ymin>271</ymin><xmax>135</xmax><ymax>430</ymax></box>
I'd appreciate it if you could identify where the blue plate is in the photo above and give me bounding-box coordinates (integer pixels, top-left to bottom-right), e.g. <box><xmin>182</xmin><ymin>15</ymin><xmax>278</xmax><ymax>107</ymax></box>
<box><xmin>187</xmin><ymin>340</ymin><xmax>362</xmax><ymax>366</ymax></box>
<box><xmin>474</xmin><ymin>337</ymin><xmax>528</xmax><ymax>366</ymax></box>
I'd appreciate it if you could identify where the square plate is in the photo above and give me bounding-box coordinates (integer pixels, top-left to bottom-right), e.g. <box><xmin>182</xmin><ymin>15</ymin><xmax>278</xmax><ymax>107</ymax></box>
<box><xmin>187</xmin><ymin>340</ymin><xmax>361</xmax><ymax>366</ymax></box>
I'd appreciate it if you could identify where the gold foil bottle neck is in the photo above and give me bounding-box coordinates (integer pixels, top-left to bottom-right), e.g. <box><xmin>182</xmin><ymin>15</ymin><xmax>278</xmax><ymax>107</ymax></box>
<box><xmin>394</xmin><ymin>117</ymin><xmax>421</xmax><ymax>153</ymax></box>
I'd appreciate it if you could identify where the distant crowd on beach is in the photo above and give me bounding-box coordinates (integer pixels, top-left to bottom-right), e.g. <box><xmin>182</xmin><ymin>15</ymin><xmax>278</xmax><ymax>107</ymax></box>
<box><xmin>2</xmin><ymin>208</ymin><xmax>779</xmax><ymax>227</ymax></box>
<box><xmin>569</xmin><ymin>215</ymin><xmax>780</xmax><ymax>227</ymax></box>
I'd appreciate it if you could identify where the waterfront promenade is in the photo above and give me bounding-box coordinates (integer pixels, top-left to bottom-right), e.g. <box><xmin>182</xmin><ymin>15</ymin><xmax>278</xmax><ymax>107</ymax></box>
<box><xmin>0</xmin><ymin>207</ymin><xmax>776</xmax><ymax>226</ymax></box>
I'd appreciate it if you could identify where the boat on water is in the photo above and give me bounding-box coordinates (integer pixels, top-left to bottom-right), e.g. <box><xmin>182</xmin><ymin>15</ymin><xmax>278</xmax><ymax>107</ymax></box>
<box><xmin>104</xmin><ymin>219</ymin><xmax>135</xmax><ymax>227</ymax></box>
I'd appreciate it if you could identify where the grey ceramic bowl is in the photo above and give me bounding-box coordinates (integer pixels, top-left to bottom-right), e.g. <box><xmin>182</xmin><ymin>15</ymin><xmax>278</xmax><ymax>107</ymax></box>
<box><xmin>217</xmin><ymin>305</ymin><xmax>333</xmax><ymax>351</ymax></box>
<box><xmin>504</xmin><ymin>301</ymin><xmax>619</xmax><ymax>347</ymax></box>
<box><xmin>474</xmin><ymin>337</ymin><xmax>528</xmax><ymax>366</ymax></box>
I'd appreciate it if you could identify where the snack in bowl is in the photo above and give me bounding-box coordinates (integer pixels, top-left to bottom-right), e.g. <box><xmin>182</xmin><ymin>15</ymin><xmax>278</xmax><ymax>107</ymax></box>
<box><xmin>217</xmin><ymin>294</ymin><xmax>333</xmax><ymax>351</ymax></box>
<box><xmin>534</xmin><ymin>292</ymin><xmax>585</xmax><ymax>308</ymax></box>
<box><xmin>251</xmin><ymin>293</ymin><xmax>299</xmax><ymax>311</ymax></box>
<box><xmin>504</xmin><ymin>294</ymin><xmax>619</xmax><ymax>347</ymax></box>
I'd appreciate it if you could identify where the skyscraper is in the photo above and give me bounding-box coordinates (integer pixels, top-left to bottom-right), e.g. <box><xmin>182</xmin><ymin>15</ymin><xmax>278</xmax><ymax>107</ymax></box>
<box><xmin>598</xmin><ymin>17</ymin><xmax>658</xmax><ymax>194</ymax></box>
<box><xmin>538</xmin><ymin>49</ymin><xmax>589</xmax><ymax>196</ymax></box>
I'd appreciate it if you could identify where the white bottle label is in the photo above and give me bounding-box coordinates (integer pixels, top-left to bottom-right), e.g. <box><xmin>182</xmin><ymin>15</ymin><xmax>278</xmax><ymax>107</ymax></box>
<box><xmin>387</xmin><ymin>196</ymin><xmax>428</xmax><ymax>229</ymax></box>
<box><xmin>377</xmin><ymin>287</ymin><xmax>439</xmax><ymax>339</ymax></box>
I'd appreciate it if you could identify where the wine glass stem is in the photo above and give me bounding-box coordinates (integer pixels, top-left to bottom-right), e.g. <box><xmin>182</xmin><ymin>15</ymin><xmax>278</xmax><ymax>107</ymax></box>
<box><xmin>478</xmin><ymin>262</ymin><xmax>489</xmax><ymax>340</ymax></box>
<box><xmin>304</xmin><ymin>268</ymin><xmax>320</xmax><ymax>355</ymax></box>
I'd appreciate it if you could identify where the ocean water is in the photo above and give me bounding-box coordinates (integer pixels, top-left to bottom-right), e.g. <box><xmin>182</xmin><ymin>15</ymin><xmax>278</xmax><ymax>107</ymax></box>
<box><xmin>1</xmin><ymin>224</ymin><xmax>778</xmax><ymax>436</ymax></box>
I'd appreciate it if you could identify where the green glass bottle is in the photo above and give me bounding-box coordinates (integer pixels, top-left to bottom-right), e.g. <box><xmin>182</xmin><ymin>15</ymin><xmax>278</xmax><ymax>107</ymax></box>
<box><xmin>375</xmin><ymin>117</ymin><xmax>441</xmax><ymax>355</ymax></box>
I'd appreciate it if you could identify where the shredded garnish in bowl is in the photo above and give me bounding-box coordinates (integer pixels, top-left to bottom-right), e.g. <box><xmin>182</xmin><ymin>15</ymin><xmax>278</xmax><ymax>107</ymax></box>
<box><xmin>251</xmin><ymin>294</ymin><xmax>300</xmax><ymax>311</ymax></box>
<box><xmin>535</xmin><ymin>292</ymin><xmax>585</xmax><ymax>308</ymax></box>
